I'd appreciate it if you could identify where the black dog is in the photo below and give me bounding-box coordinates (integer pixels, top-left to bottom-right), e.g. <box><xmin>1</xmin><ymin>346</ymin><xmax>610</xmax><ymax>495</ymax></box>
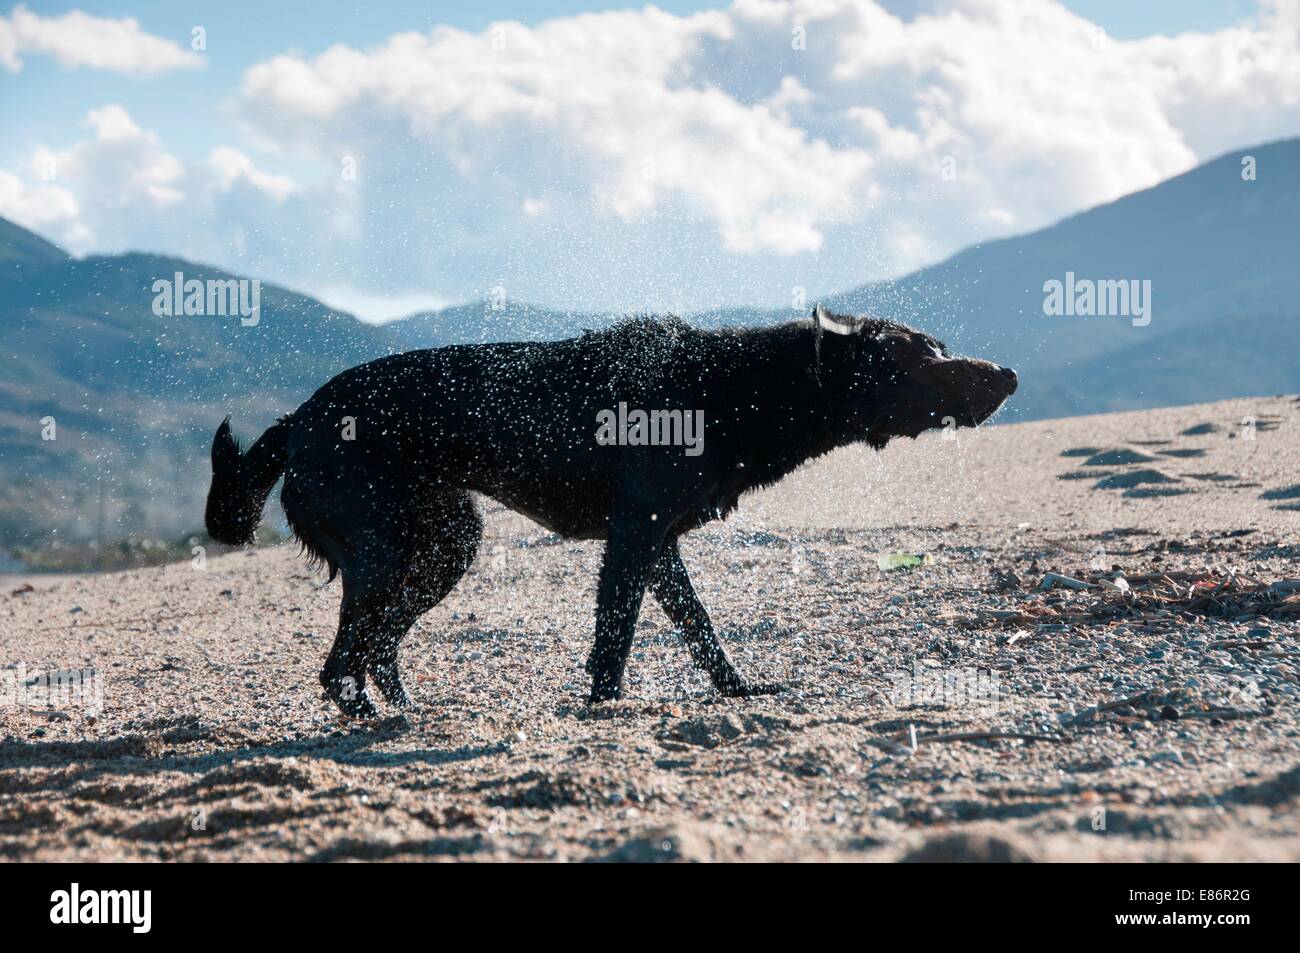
<box><xmin>206</xmin><ymin>305</ymin><xmax>1016</xmax><ymax>716</ymax></box>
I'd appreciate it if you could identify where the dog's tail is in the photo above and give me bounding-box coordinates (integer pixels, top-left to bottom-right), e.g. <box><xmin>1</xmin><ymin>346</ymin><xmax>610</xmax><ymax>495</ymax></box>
<box><xmin>204</xmin><ymin>415</ymin><xmax>291</xmax><ymax>545</ymax></box>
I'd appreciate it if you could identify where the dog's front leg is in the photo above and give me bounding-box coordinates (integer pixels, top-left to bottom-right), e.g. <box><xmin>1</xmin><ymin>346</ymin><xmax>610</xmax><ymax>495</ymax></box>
<box><xmin>585</xmin><ymin>508</ymin><xmax>667</xmax><ymax>703</ymax></box>
<box><xmin>649</xmin><ymin>541</ymin><xmax>782</xmax><ymax>698</ymax></box>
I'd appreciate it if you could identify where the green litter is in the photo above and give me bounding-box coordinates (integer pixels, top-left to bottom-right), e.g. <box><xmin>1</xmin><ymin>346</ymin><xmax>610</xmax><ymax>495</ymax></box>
<box><xmin>876</xmin><ymin>552</ymin><xmax>934</xmax><ymax>571</ymax></box>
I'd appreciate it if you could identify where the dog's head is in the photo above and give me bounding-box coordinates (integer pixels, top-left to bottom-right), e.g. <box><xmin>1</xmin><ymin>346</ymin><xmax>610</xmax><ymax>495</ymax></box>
<box><xmin>812</xmin><ymin>304</ymin><xmax>1018</xmax><ymax>446</ymax></box>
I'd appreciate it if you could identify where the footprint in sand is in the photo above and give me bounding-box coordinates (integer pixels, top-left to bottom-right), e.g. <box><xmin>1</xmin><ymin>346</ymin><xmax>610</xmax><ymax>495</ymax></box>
<box><xmin>1123</xmin><ymin>485</ymin><xmax>1194</xmax><ymax>498</ymax></box>
<box><xmin>1093</xmin><ymin>468</ymin><xmax>1182</xmax><ymax>491</ymax></box>
<box><xmin>1157</xmin><ymin>447</ymin><xmax>1208</xmax><ymax>459</ymax></box>
<box><xmin>1082</xmin><ymin>446</ymin><xmax>1158</xmax><ymax>467</ymax></box>
<box><xmin>1060</xmin><ymin>447</ymin><xmax>1101</xmax><ymax>458</ymax></box>
<box><xmin>1181</xmin><ymin>422</ymin><xmax>1222</xmax><ymax>436</ymax></box>
<box><xmin>1260</xmin><ymin>485</ymin><xmax>1300</xmax><ymax>509</ymax></box>
<box><xmin>1058</xmin><ymin>469</ymin><xmax>1109</xmax><ymax>481</ymax></box>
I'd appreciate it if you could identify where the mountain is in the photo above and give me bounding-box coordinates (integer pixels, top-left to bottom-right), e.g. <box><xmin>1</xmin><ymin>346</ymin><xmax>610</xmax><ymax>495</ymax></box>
<box><xmin>389</xmin><ymin>140</ymin><xmax>1300</xmax><ymax>421</ymax></box>
<box><xmin>387</xmin><ymin>302</ymin><xmax>766</xmax><ymax>351</ymax></box>
<box><xmin>0</xmin><ymin>216</ymin><xmax>68</xmax><ymax>266</ymax></box>
<box><xmin>387</xmin><ymin>300</ymin><xmax>610</xmax><ymax>350</ymax></box>
<box><xmin>1029</xmin><ymin>313</ymin><xmax>1300</xmax><ymax>420</ymax></box>
<box><xmin>0</xmin><ymin>235</ymin><xmax>404</xmax><ymax>547</ymax></box>
<box><xmin>823</xmin><ymin>137</ymin><xmax>1300</xmax><ymax>418</ymax></box>
<box><xmin>2</xmin><ymin>136</ymin><xmax>1298</xmax><ymax>555</ymax></box>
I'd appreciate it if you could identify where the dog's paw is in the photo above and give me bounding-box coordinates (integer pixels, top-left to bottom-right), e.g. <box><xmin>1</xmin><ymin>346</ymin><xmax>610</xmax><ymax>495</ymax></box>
<box><xmin>375</xmin><ymin>684</ymin><xmax>415</xmax><ymax>710</ymax></box>
<box><xmin>587</xmin><ymin>683</ymin><xmax>624</xmax><ymax>705</ymax></box>
<box><xmin>719</xmin><ymin>680</ymin><xmax>784</xmax><ymax>699</ymax></box>
<box><xmin>326</xmin><ymin>687</ymin><xmax>382</xmax><ymax>720</ymax></box>
<box><xmin>368</xmin><ymin>663</ymin><xmax>414</xmax><ymax>709</ymax></box>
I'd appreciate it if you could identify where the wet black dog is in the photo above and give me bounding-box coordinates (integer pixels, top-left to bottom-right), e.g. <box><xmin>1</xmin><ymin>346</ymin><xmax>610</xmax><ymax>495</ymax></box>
<box><xmin>206</xmin><ymin>305</ymin><xmax>1016</xmax><ymax>716</ymax></box>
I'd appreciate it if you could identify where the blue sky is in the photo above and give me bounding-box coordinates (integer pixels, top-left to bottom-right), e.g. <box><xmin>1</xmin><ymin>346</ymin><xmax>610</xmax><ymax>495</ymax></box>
<box><xmin>1</xmin><ymin>0</ymin><xmax>1293</xmax><ymax>319</ymax></box>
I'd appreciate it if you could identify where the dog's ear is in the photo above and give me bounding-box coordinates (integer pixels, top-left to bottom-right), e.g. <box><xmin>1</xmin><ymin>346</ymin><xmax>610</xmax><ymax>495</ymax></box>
<box><xmin>814</xmin><ymin>304</ymin><xmax>862</xmax><ymax>336</ymax></box>
<box><xmin>811</xmin><ymin>303</ymin><xmax>861</xmax><ymax>386</ymax></box>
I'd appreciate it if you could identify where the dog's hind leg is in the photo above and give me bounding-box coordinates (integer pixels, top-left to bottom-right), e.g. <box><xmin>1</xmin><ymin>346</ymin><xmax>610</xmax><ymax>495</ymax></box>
<box><xmin>649</xmin><ymin>540</ymin><xmax>782</xmax><ymax>698</ymax></box>
<box><xmin>283</xmin><ymin>455</ymin><xmax>421</xmax><ymax>719</ymax></box>
<box><xmin>322</xmin><ymin>576</ymin><xmax>387</xmax><ymax>719</ymax></box>
<box><xmin>365</xmin><ymin>492</ymin><xmax>482</xmax><ymax>708</ymax></box>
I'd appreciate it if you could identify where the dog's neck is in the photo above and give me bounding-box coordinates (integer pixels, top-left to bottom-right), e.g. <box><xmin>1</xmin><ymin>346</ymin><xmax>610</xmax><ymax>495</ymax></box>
<box><xmin>719</xmin><ymin>322</ymin><xmax>882</xmax><ymax>495</ymax></box>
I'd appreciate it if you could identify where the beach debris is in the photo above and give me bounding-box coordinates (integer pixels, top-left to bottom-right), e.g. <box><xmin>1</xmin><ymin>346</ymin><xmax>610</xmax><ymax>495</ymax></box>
<box><xmin>1037</xmin><ymin>572</ymin><xmax>1095</xmax><ymax>591</ymax></box>
<box><xmin>969</xmin><ymin>568</ymin><xmax>1300</xmax><ymax>627</ymax></box>
<box><xmin>877</xmin><ymin>552</ymin><xmax>933</xmax><ymax>571</ymax></box>
<box><xmin>10</xmin><ymin>583</ymin><xmax>34</xmax><ymax>597</ymax></box>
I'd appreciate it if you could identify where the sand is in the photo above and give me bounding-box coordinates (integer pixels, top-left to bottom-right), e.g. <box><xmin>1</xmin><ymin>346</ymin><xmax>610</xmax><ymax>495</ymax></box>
<box><xmin>2</xmin><ymin>394</ymin><xmax>1299</xmax><ymax>861</ymax></box>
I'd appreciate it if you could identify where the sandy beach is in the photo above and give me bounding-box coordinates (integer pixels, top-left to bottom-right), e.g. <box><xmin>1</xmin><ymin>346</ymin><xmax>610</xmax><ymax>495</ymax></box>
<box><xmin>3</xmin><ymin>394</ymin><xmax>1298</xmax><ymax>861</ymax></box>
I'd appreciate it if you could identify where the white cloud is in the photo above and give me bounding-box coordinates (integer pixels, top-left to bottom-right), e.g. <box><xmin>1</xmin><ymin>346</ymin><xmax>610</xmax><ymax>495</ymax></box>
<box><xmin>3</xmin><ymin>106</ymin><xmax>295</xmax><ymax>261</ymax></box>
<box><xmin>35</xmin><ymin>105</ymin><xmax>188</xmax><ymax>229</ymax></box>
<box><xmin>314</xmin><ymin>286</ymin><xmax>454</xmax><ymax>324</ymax></box>
<box><xmin>0</xmin><ymin>4</ymin><xmax>202</xmax><ymax>75</ymax></box>
<box><xmin>210</xmin><ymin>146</ymin><xmax>296</xmax><ymax>203</ymax></box>
<box><xmin>240</xmin><ymin>8</ymin><xmax>863</xmax><ymax>258</ymax></box>
<box><xmin>222</xmin><ymin>0</ymin><xmax>1300</xmax><ymax>309</ymax></box>
<box><xmin>0</xmin><ymin>169</ymin><xmax>79</xmax><ymax>232</ymax></box>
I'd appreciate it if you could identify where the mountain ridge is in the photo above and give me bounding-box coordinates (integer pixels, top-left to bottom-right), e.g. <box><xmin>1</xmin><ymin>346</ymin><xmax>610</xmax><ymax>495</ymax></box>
<box><xmin>2</xmin><ymin>135</ymin><xmax>1297</xmax><ymax>549</ymax></box>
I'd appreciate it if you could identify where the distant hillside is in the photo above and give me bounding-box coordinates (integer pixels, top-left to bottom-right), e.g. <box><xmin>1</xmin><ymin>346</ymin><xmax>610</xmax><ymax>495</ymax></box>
<box><xmin>390</xmin><ymin>141</ymin><xmax>1300</xmax><ymax>421</ymax></box>
<box><xmin>3</xmin><ymin>136</ymin><xmax>1299</xmax><ymax>556</ymax></box>
<box><xmin>1030</xmin><ymin>313</ymin><xmax>1300</xmax><ymax>420</ymax></box>
<box><xmin>0</xmin><ymin>239</ymin><xmax>403</xmax><ymax>547</ymax></box>
<box><xmin>824</xmin><ymin>138</ymin><xmax>1300</xmax><ymax>418</ymax></box>
<box><xmin>0</xmin><ymin>217</ymin><xmax>68</xmax><ymax>266</ymax></box>
<box><xmin>387</xmin><ymin>300</ymin><xmax>610</xmax><ymax>350</ymax></box>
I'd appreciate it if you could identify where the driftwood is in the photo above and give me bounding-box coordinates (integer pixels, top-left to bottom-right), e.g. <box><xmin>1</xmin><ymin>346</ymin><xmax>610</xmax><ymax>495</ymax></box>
<box><xmin>1037</xmin><ymin>572</ymin><xmax>1095</xmax><ymax>591</ymax></box>
<box><xmin>971</xmin><ymin>569</ymin><xmax>1300</xmax><ymax>630</ymax></box>
<box><xmin>915</xmin><ymin>730</ymin><xmax>1065</xmax><ymax>746</ymax></box>
<box><xmin>1062</xmin><ymin>690</ymin><xmax>1153</xmax><ymax>726</ymax></box>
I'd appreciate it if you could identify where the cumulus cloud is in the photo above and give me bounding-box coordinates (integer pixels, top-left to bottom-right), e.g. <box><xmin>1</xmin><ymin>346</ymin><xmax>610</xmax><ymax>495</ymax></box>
<box><xmin>32</xmin><ymin>104</ymin><xmax>188</xmax><ymax>245</ymax></box>
<box><xmin>0</xmin><ymin>4</ymin><xmax>202</xmax><ymax>74</ymax></box>
<box><xmin>3</xmin><ymin>106</ymin><xmax>294</xmax><ymax>260</ymax></box>
<box><xmin>209</xmin><ymin>147</ymin><xmax>296</xmax><ymax>203</ymax></box>
<box><xmin>4</xmin><ymin>1</ymin><xmax>1300</xmax><ymax>314</ymax></box>
<box><xmin>240</xmin><ymin>8</ymin><xmax>866</xmax><ymax>258</ymax></box>
<box><xmin>224</xmin><ymin>0</ymin><xmax>1300</xmax><ymax>310</ymax></box>
<box><xmin>0</xmin><ymin>170</ymin><xmax>79</xmax><ymax>232</ymax></box>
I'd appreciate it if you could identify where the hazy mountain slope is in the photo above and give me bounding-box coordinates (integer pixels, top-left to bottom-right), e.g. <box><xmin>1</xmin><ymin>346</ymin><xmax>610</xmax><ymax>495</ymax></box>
<box><xmin>825</xmin><ymin>138</ymin><xmax>1300</xmax><ymax>415</ymax></box>
<box><xmin>386</xmin><ymin>301</ymin><xmax>610</xmax><ymax>349</ymax></box>
<box><xmin>0</xmin><ymin>242</ymin><xmax>404</xmax><ymax>545</ymax></box>
<box><xmin>0</xmin><ymin>217</ymin><xmax>68</xmax><ymax>266</ymax></box>
<box><xmin>1029</xmin><ymin>312</ymin><xmax>1300</xmax><ymax>420</ymax></box>
<box><xmin>3</xmin><ymin>137</ymin><xmax>1297</xmax><ymax>553</ymax></box>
